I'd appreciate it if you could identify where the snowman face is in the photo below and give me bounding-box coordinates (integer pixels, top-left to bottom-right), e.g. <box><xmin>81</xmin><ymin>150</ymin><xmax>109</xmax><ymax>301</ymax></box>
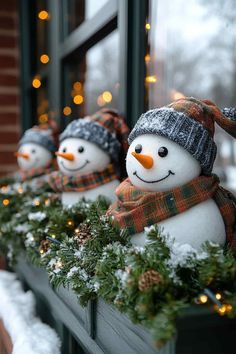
<box><xmin>56</xmin><ymin>137</ymin><xmax>110</xmax><ymax>176</ymax></box>
<box><xmin>126</xmin><ymin>134</ymin><xmax>201</xmax><ymax>192</ymax></box>
<box><xmin>17</xmin><ymin>143</ymin><xmax>52</xmax><ymax>171</ymax></box>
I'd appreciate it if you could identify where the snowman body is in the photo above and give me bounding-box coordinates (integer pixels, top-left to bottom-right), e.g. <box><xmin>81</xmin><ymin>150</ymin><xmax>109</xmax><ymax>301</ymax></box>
<box><xmin>57</xmin><ymin>138</ymin><xmax>119</xmax><ymax>206</ymax></box>
<box><xmin>126</xmin><ymin>134</ymin><xmax>226</xmax><ymax>250</ymax></box>
<box><xmin>17</xmin><ymin>143</ymin><xmax>52</xmax><ymax>171</ymax></box>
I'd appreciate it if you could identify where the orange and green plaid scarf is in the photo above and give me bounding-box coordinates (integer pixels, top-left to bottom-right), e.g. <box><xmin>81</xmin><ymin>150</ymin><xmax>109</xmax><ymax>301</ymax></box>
<box><xmin>47</xmin><ymin>164</ymin><xmax>118</xmax><ymax>193</ymax></box>
<box><xmin>107</xmin><ymin>175</ymin><xmax>236</xmax><ymax>250</ymax></box>
<box><xmin>18</xmin><ymin>159</ymin><xmax>57</xmax><ymax>182</ymax></box>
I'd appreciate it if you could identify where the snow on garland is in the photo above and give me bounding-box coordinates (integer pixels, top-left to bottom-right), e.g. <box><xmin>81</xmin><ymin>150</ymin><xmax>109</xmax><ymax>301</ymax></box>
<box><xmin>0</xmin><ymin>271</ymin><xmax>61</xmax><ymax>354</ymax></box>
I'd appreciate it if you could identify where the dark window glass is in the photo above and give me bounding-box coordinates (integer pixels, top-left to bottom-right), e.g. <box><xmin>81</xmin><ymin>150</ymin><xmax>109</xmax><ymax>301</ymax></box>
<box><xmin>62</xmin><ymin>30</ymin><xmax>119</xmax><ymax>120</ymax></box>
<box><xmin>65</xmin><ymin>0</ymin><xmax>109</xmax><ymax>35</ymax></box>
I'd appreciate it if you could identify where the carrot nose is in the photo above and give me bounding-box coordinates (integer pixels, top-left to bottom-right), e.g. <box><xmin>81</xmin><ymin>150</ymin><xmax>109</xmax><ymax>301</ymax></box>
<box><xmin>14</xmin><ymin>152</ymin><xmax>29</xmax><ymax>159</ymax></box>
<box><xmin>131</xmin><ymin>152</ymin><xmax>154</xmax><ymax>169</ymax></box>
<box><xmin>55</xmin><ymin>152</ymin><xmax>74</xmax><ymax>161</ymax></box>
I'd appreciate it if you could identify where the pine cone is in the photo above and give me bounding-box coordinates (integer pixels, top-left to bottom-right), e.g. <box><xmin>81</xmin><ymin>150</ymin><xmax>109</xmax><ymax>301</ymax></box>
<box><xmin>74</xmin><ymin>223</ymin><xmax>91</xmax><ymax>245</ymax></box>
<box><xmin>40</xmin><ymin>239</ymin><xmax>50</xmax><ymax>253</ymax></box>
<box><xmin>138</xmin><ymin>270</ymin><xmax>162</xmax><ymax>292</ymax></box>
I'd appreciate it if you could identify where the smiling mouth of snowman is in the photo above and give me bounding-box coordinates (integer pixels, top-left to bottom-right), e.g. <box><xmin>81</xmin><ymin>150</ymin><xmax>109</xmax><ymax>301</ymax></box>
<box><xmin>133</xmin><ymin>170</ymin><xmax>175</xmax><ymax>183</ymax></box>
<box><xmin>60</xmin><ymin>159</ymin><xmax>90</xmax><ymax>172</ymax></box>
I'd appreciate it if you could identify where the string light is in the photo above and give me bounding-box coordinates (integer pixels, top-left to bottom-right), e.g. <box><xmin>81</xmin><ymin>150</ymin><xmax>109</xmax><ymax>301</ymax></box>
<box><xmin>63</xmin><ymin>106</ymin><xmax>72</xmax><ymax>116</ymax></box>
<box><xmin>74</xmin><ymin>228</ymin><xmax>80</xmax><ymax>234</ymax></box>
<box><xmin>73</xmin><ymin>95</ymin><xmax>83</xmax><ymax>105</ymax></box>
<box><xmin>145</xmin><ymin>23</ymin><xmax>151</xmax><ymax>30</ymax></box>
<box><xmin>199</xmin><ymin>294</ymin><xmax>208</xmax><ymax>304</ymax></box>
<box><xmin>145</xmin><ymin>54</ymin><xmax>151</xmax><ymax>62</ymax></box>
<box><xmin>40</xmin><ymin>249</ymin><xmax>44</xmax><ymax>254</ymax></box>
<box><xmin>145</xmin><ymin>75</ymin><xmax>157</xmax><ymax>83</ymax></box>
<box><xmin>33</xmin><ymin>199</ymin><xmax>40</xmax><ymax>206</ymax></box>
<box><xmin>32</xmin><ymin>77</ymin><xmax>41</xmax><ymax>89</ymax></box>
<box><xmin>51</xmin><ymin>234</ymin><xmax>56</xmax><ymax>239</ymax></box>
<box><xmin>44</xmin><ymin>198</ymin><xmax>50</xmax><ymax>206</ymax></box>
<box><xmin>40</xmin><ymin>54</ymin><xmax>49</xmax><ymax>64</ymax></box>
<box><xmin>38</xmin><ymin>114</ymin><xmax>48</xmax><ymax>123</ymax></box>
<box><xmin>73</xmin><ymin>81</ymin><xmax>82</xmax><ymax>91</ymax></box>
<box><xmin>38</xmin><ymin>10</ymin><xmax>49</xmax><ymax>20</ymax></box>
<box><xmin>102</xmin><ymin>91</ymin><xmax>112</xmax><ymax>103</ymax></box>
<box><xmin>97</xmin><ymin>95</ymin><xmax>105</xmax><ymax>107</ymax></box>
<box><xmin>18</xmin><ymin>187</ymin><xmax>24</xmax><ymax>194</ymax></box>
<box><xmin>215</xmin><ymin>293</ymin><xmax>222</xmax><ymax>300</ymax></box>
<box><xmin>2</xmin><ymin>199</ymin><xmax>10</xmax><ymax>206</ymax></box>
<box><xmin>67</xmin><ymin>219</ymin><xmax>75</xmax><ymax>228</ymax></box>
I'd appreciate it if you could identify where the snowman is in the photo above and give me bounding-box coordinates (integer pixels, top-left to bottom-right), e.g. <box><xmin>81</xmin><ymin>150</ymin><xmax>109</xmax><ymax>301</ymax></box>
<box><xmin>108</xmin><ymin>98</ymin><xmax>236</xmax><ymax>251</ymax></box>
<box><xmin>48</xmin><ymin>109</ymin><xmax>129</xmax><ymax>206</ymax></box>
<box><xmin>15</xmin><ymin>121</ymin><xmax>58</xmax><ymax>181</ymax></box>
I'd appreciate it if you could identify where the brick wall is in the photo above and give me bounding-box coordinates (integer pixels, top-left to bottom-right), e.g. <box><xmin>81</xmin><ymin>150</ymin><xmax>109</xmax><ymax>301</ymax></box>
<box><xmin>0</xmin><ymin>0</ymin><xmax>20</xmax><ymax>177</ymax></box>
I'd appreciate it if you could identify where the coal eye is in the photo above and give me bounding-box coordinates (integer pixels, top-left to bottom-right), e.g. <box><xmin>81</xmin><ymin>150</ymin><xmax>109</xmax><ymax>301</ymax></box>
<box><xmin>78</xmin><ymin>146</ymin><xmax>84</xmax><ymax>153</ymax></box>
<box><xmin>135</xmin><ymin>144</ymin><xmax>142</xmax><ymax>154</ymax></box>
<box><xmin>31</xmin><ymin>149</ymin><xmax>36</xmax><ymax>154</ymax></box>
<box><xmin>62</xmin><ymin>147</ymin><xmax>67</xmax><ymax>153</ymax></box>
<box><xmin>158</xmin><ymin>147</ymin><xmax>168</xmax><ymax>157</ymax></box>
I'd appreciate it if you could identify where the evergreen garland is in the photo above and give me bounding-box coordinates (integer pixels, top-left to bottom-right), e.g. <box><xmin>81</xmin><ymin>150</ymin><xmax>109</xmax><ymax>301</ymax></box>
<box><xmin>0</xmin><ymin>177</ymin><xmax>236</xmax><ymax>347</ymax></box>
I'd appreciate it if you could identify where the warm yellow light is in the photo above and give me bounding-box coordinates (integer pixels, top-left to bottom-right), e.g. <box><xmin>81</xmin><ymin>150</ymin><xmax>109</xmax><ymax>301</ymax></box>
<box><xmin>2</xmin><ymin>199</ymin><xmax>10</xmax><ymax>206</ymax></box>
<box><xmin>40</xmin><ymin>249</ymin><xmax>44</xmax><ymax>254</ymax></box>
<box><xmin>73</xmin><ymin>95</ymin><xmax>84</xmax><ymax>105</ymax></box>
<box><xmin>171</xmin><ymin>89</ymin><xmax>185</xmax><ymax>101</ymax></box>
<box><xmin>97</xmin><ymin>95</ymin><xmax>105</xmax><ymax>107</ymax></box>
<box><xmin>73</xmin><ymin>81</ymin><xmax>82</xmax><ymax>91</ymax></box>
<box><xmin>145</xmin><ymin>54</ymin><xmax>151</xmax><ymax>62</ymax></box>
<box><xmin>18</xmin><ymin>187</ymin><xmax>23</xmax><ymax>194</ymax></box>
<box><xmin>226</xmin><ymin>304</ymin><xmax>233</xmax><ymax>313</ymax></box>
<box><xmin>74</xmin><ymin>228</ymin><xmax>80</xmax><ymax>234</ymax></box>
<box><xmin>51</xmin><ymin>234</ymin><xmax>56</xmax><ymax>239</ymax></box>
<box><xmin>44</xmin><ymin>198</ymin><xmax>50</xmax><ymax>206</ymax></box>
<box><xmin>38</xmin><ymin>10</ymin><xmax>49</xmax><ymax>20</ymax></box>
<box><xmin>32</xmin><ymin>77</ymin><xmax>41</xmax><ymax>89</ymax></box>
<box><xmin>215</xmin><ymin>293</ymin><xmax>222</xmax><ymax>300</ymax></box>
<box><xmin>67</xmin><ymin>219</ymin><xmax>74</xmax><ymax>227</ymax></box>
<box><xmin>40</xmin><ymin>54</ymin><xmax>49</xmax><ymax>64</ymax></box>
<box><xmin>34</xmin><ymin>199</ymin><xmax>40</xmax><ymax>206</ymax></box>
<box><xmin>145</xmin><ymin>75</ymin><xmax>157</xmax><ymax>83</ymax></box>
<box><xmin>199</xmin><ymin>295</ymin><xmax>208</xmax><ymax>304</ymax></box>
<box><xmin>63</xmin><ymin>106</ymin><xmax>72</xmax><ymax>116</ymax></box>
<box><xmin>218</xmin><ymin>304</ymin><xmax>227</xmax><ymax>315</ymax></box>
<box><xmin>102</xmin><ymin>91</ymin><xmax>112</xmax><ymax>103</ymax></box>
<box><xmin>145</xmin><ymin>23</ymin><xmax>151</xmax><ymax>30</ymax></box>
<box><xmin>38</xmin><ymin>114</ymin><xmax>48</xmax><ymax>123</ymax></box>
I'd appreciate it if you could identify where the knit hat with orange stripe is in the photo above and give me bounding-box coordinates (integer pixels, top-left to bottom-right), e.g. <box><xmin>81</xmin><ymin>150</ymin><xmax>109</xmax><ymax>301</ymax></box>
<box><xmin>129</xmin><ymin>97</ymin><xmax>236</xmax><ymax>175</ymax></box>
<box><xmin>60</xmin><ymin>108</ymin><xmax>129</xmax><ymax>162</ymax></box>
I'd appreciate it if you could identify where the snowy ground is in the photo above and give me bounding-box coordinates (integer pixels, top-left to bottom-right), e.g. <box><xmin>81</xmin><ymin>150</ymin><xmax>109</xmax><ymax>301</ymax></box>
<box><xmin>0</xmin><ymin>271</ymin><xmax>61</xmax><ymax>354</ymax></box>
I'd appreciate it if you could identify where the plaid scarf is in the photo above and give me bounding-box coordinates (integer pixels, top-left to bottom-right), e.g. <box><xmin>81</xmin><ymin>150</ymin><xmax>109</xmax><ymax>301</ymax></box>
<box><xmin>47</xmin><ymin>164</ymin><xmax>118</xmax><ymax>193</ymax></box>
<box><xmin>107</xmin><ymin>175</ymin><xmax>236</xmax><ymax>250</ymax></box>
<box><xmin>18</xmin><ymin>160</ymin><xmax>57</xmax><ymax>182</ymax></box>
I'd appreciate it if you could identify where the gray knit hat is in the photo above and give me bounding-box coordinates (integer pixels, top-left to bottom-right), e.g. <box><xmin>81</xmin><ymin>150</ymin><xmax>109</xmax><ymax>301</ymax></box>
<box><xmin>19</xmin><ymin>120</ymin><xmax>58</xmax><ymax>153</ymax></box>
<box><xmin>129</xmin><ymin>97</ymin><xmax>236</xmax><ymax>175</ymax></box>
<box><xmin>60</xmin><ymin>109</ymin><xmax>129</xmax><ymax>162</ymax></box>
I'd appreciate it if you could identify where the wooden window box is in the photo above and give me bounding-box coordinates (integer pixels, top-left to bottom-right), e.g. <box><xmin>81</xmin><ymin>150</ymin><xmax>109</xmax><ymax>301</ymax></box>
<box><xmin>14</xmin><ymin>257</ymin><xmax>236</xmax><ymax>354</ymax></box>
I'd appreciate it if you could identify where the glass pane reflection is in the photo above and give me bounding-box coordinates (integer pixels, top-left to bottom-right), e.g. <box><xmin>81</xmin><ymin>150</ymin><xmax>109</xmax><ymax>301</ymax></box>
<box><xmin>146</xmin><ymin>0</ymin><xmax>236</xmax><ymax>190</ymax></box>
<box><xmin>63</xmin><ymin>30</ymin><xmax>119</xmax><ymax>120</ymax></box>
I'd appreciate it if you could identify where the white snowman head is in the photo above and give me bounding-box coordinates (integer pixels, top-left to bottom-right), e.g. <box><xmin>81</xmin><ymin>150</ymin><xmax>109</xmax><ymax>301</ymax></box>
<box><xmin>56</xmin><ymin>137</ymin><xmax>110</xmax><ymax>176</ymax></box>
<box><xmin>16</xmin><ymin>122</ymin><xmax>57</xmax><ymax>171</ymax></box>
<box><xmin>126</xmin><ymin>134</ymin><xmax>201</xmax><ymax>192</ymax></box>
<box><xmin>16</xmin><ymin>143</ymin><xmax>52</xmax><ymax>171</ymax></box>
<box><xmin>57</xmin><ymin>112</ymin><xmax>129</xmax><ymax>177</ymax></box>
